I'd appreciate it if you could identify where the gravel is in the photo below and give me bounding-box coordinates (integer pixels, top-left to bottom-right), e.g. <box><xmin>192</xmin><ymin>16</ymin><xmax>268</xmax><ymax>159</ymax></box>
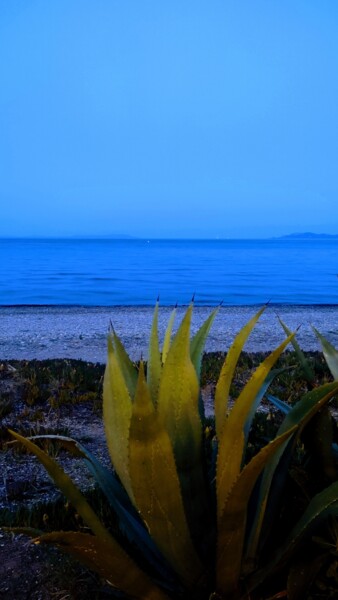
<box><xmin>1</xmin><ymin>304</ymin><xmax>338</xmax><ymax>363</ymax></box>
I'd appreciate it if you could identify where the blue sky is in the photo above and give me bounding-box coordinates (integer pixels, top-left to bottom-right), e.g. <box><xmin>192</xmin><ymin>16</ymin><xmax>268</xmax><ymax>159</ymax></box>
<box><xmin>1</xmin><ymin>1</ymin><xmax>338</xmax><ymax>238</ymax></box>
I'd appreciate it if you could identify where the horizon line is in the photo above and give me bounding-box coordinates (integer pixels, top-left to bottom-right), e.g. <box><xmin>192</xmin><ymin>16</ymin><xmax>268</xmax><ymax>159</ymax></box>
<box><xmin>1</xmin><ymin>234</ymin><xmax>338</xmax><ymax>241</ymax></box>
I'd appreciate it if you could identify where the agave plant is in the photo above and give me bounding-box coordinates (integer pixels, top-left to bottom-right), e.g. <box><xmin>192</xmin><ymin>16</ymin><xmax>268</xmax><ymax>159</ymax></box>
<box><xmin>7</xmin><ymin>304</ymin><xmax>338</xmax><ymax>599</ymax></box>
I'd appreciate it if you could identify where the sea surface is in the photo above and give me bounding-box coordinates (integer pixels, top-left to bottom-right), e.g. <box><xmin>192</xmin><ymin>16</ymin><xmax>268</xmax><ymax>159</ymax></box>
<box><xmin>0</xmin><ymin>238</ymin><xmax>338</xmax><ymax>359</ymax></box>
<box><xmin>0</xmin><ymin>238</ymin><xmax>338</xmax><ymax>306</ymax></box>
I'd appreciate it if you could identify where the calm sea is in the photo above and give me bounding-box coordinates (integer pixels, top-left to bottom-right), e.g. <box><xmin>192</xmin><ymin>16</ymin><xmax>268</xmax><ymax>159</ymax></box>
<box><xmin>0</xmin><ymin>238</ymin><xmax>337</xmax><ymax>306</ymax></box>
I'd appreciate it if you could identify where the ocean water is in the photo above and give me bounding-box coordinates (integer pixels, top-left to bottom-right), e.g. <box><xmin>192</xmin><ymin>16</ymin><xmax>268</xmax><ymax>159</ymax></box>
<box><xmin>0</xmin><ymin>238</ymin><xmax>338</xmax><ymax>306</ymax></box>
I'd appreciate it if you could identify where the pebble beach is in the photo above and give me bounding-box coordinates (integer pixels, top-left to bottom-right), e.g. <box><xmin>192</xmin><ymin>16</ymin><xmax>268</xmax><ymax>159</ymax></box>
<box><xmin>1</xmin><ymin>304</ymin><xmax>338</xmax><ymax>363</ymax></box>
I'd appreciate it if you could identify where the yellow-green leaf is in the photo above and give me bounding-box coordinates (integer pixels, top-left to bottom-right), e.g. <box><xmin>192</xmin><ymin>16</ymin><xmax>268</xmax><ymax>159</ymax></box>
<box><xmin>313</xmin><ymin>327</ymin><xmax>338</xmax><ymax>380</ymax></box>
<box><xmin>279</xmin><ymin>317</ymin><xmax>315</xmax><ymax>384</ymax></box>
<box><xmin>111</xmin><ymin>329</ymin><xmax>138</xmax><ymax>398</ymax></box>
<box><xmin>8</xmin><ymin>430</ymin><xmax>113</xmax><ymax>543</ymax></box>
<box><xmin>147</xmin><ymin>301</ymin><xmax>162</xmax><ymax>403</ymax></box>
<box><xmin>190</xmin><ymin>306</ymin><xmax>219</xmax><ymax>378</ymax></box>
<box><xmin>217</xmin><ymin>426</ymin><xmax>297</xmax><ymax>596</ymax></box>
<box><xmin>216</xmin><ymin>332</ymin><xmax>295</xmax><ymax>521</ymax></box>
<box><xmin>35</xmin><ymin>531</ymin><xmax>170</xmax><ymax>600</ymax></box>
<box><xmin>103</xmin><ymin>343</ymin><xmax>133</xmax><ymax>500</ymax></box>
<box><xmin>26</xmin><ymin>433</ymin><xmax>167</xmax><ymax>567</ymax></box>
<box><xmin>215</xmin><ymin>306</ymin><xmax>266</xmax><ymax>440</ymax></box>
<box><xmin>129</xmin><ymin>364</ymin><xmax>204</xmax><ymax>589</ymax></box>
<box><xmin>158</xmin><ymin>305</ymin><xmax>201</xmax><ymax>463</ymax></box>
<box><xmin>162</xmin><ymin>305</ymin><xmax>177</xmax><ymax>364</ymax></box>
<box><xmin>157</xmin><ymin>306</ymin><xmax>211</xmax><ymax>550</ymax></box>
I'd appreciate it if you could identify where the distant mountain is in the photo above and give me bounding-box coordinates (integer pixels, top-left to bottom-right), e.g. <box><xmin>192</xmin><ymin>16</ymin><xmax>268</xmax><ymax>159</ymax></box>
<box><xmin>87</xmin><ymin>233</ymin><xmax>137</xmax><ymax>239</ymax></box>
<box><xmin>0</xmin><ymin>233</ymin><xmax>137</xmax><ymax>240</ymax></box>
<box><xmin>56</xmin><ymin>233</ymin><xmax>137</xmax><ymax>240</ymax></box>
<box><xmin>276</xmin><ymin>232</ymin><xmax>338</xmax><ymax>240</ymax></box>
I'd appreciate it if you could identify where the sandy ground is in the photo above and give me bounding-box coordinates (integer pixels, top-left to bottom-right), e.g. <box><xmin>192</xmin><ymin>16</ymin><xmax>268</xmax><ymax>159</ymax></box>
<box><xmin>1</xmin><ymin>304</ymin><xmax>338</xmax><ymax>363</ymax></box>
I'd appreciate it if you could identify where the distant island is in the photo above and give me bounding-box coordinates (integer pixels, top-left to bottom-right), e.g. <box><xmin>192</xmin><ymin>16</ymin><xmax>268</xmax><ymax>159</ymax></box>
<box><xmin>82</xmin><ymin>233</ymin><xmax>136</xmax><ymax>239</ymax></box>
<box><xmin>0</xmin><ymin>233</ymin><xmax>138</xmax><ymax>240</ymax></box>
<box><xmin>275</xmin><ymin>232</ymin><xmax>338</xmax><ymax>240</ymax></box>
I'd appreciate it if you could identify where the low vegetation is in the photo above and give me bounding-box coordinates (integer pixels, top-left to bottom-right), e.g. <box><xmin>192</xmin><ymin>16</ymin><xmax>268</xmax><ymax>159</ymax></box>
<box><xmin>4</xmin><ymin>305</ymin><xmax>338</xmax><ymax>599</ymax></box>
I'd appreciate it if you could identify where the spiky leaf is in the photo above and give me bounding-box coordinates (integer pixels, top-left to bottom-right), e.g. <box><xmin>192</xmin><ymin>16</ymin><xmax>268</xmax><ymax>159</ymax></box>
<box><xmin>190</xmin><ymin>306</ymin><xmax>219</xmax><ymax>378</ymax></box>
<box><xmin>313</xmin><ymin>327</ymin><xmax>338</xmax><ymax>380</ymax></box>
<box><xmin>249</xmin><ymin>482</ymin><xmax>338</xmax><ymax>592</ymax></box>
<box><xmin>28</xmin><ymin>434</ymin><xmax>168</xmax><ymax>575</ymax></box>
<box><xmin>279</xmin><ymin>317</ymin><xmax>315</xmax><ymax>384</ymax></box>
<box><xmin>147</xmin><ymin>301</ymin><xmax>162</xmax><ymax>403</ymax></box>
<box><xmin>245</xmin><ymin>382</ymin><xmax>338</xmax><ymax>564</ymax></box>
<box><xmin>216</xmin><ymin>332</ymin><xmax>295</xmax><ymax>521</ymax></box>
<box><xmin>266</xmin><ymin>393</ymin><xmax>291</xmax><ymax>414</ymax></box>
<box><xmin>111</xmin><ymin>329</ymin><xmax>138</xmax><ymax>397</ymax></box>
<box><xmin>128</xmin><ymin>364</ymin><xmax>203</xmax><ymax>589</ymax></box>
<box><xmin>215</xmin><ymin>306</ymin><xmax>266</xmax><ymax>439</ymax></box>
<box><xmin>8</xmin><ymin>430</ymin><xmax>112</xmax><ymax>543</ymax></box>
<box><xmin>243</xmin><ymin>366</ymin><xmax>291</xmax><ymax>448</ymax></box>
<box><xmin>217</xmin><ymin>426</ymin><xmax>297</xmax><ymax>596</ymax></box>
<box><xmin>162</xmin><ymin>306</ymin><xmax>177</xmax><ymax>364</ymax></box>
<box><xmin>35</xmin><ymin>531</ymin><xmax>170</xmax><ymax>600</ymax></box>
<box><xmin>157</xmin><ymin>305</ymin><xmax>211</xmax><ymax>552</ymax></box>
<box><xmin>103</xmin><ymin>342</ymin><xmax>133</xmax><ymax>500</ymax></box>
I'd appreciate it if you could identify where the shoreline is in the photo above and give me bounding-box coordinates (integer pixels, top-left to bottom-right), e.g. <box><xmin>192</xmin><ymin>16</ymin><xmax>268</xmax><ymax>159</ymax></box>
<box><xmin>1</xmin><ymin>304</ymin><xmax>338</xmax><ymax>362</ymax></box>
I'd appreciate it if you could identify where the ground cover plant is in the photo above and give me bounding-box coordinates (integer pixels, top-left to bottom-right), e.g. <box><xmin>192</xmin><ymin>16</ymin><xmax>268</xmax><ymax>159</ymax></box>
<box><xmin>5</xmin><ymin>305</ymin><xmax>338</xmax><ymax>599</ymax></box>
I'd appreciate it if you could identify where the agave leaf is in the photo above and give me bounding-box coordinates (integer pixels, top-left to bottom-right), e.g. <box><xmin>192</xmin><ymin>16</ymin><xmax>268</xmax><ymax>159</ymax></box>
<box><xmin>278</xmin><ymin>382</ymin><xmax>338</xmax><ymax>437</ymax></box>
<box><xmin>9</xmin><ymin>432</ymin><xmax>176</xmax><ymax>593</ymax></box>
<box><xmin>279</xmin><ymin>317</ymin><xmax>315</xmax><ymax>384</ymax></box>
<box><xmin>158</xmin><ymin>305</ymin><xmax>212</xmax><ymax>554</ymax></box>
<box><xmin>35</xmin><ymin>531</ymin><xmax>170</xmax><ymax>600</ymax></box>
<box><xmin>162</xmin><ymin>305</ymin><xmax>177</xmax><ymax>364</ymax></box>
<box><xmin>158</xmin><ymin>306</ymin><xmax>201</xmax><ymax>457</ymax></box>
<box><xmin>303</xmin><ymin>407</ymin><xmax>337</xmax><ymax>481</ymax></box>
<box><xmin>215</xmin><ymin>306</ymin><xmax>266</xmax><ymax>440</ymax></box>
<box><xmin>266</xmin><ymin>393</ymin><xmax>291</xmax><ymax>414</ymax></box>
<box><xmin>111</xmin><ymin>330</ymin><xmax>138</xmax><ymax>398</ymax></box>
<box><xmin>103</xmin><ymin>344</ymin><xmax>134</xmax><ymax>501</ymax></box>
<box><xmin>28</xmin><ymin>434</ymin><xmax>171</xmax><ymax>578</ymax></box>
<box><xmin>243</xmin><ymin>366</ymin><xmax>292</xmax><ymax>448</ymax></box>
<box><xmin>216</xmin><ymin>332</ymin><xmax>295</xmax><ymax>521</ymax></box>
<box><xmin>190</xmin><ymin>306</ymin><xmax>219</xmax><ymax>378</ymax></box>
<box><xmin>216</xmin><ymin>426</ymin><xmax>297</xmax><ymax>597</ymax></box>
<box><xmin>190</xmin><ymin>306</ymin><xmax>219</xmax><ymax>423</ymax></box>
<box><xmin>8</xmin><ymin>430</ymin><xmax>113</xmax><ymax>543</ymax></box>
<box><xmin>245</xmin><ymin>382</ymin><xmax>338</xmax><ymax>564</ymax></box>
<box><xmin>128</xmin><ymin>364</ymin><xmax>204</xmax><ymax>589</ymax></box>
<box><xmin>313</xmin><ymin>327</ymin><xmax>338</xmax><ymax>380</ymax></box>
<box><xmin>29</xmin><ymin>434</ymin><xmax>130</xmax><ymax>504</ymax></box>
<box><xmin>147</xmin><ymin>301</ymin><xmax>162</xmax><ymax>403</ymax></box>
<box><xmin>248</xmin><ymin>482</ymin><xmax>338</xmax><ymax>593</ymax></box>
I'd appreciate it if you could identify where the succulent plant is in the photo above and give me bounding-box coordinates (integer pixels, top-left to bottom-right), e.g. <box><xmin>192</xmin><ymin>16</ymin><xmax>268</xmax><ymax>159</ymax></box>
<box><xmin>7</xmin><ymin>304</ymin><xmax>338</xmax><ymax>599</ymax></box>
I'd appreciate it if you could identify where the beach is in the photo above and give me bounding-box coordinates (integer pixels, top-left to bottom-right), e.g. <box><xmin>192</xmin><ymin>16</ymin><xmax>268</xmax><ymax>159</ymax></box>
<box><xmin>1</xmin><ymin>304</ymin><xmax>338</xmax><ymax>362</ymax></box>
<box><xmin>1</xmin><ymin>303</ymin><xmax>338</xmax><ymax>599</ymax></box>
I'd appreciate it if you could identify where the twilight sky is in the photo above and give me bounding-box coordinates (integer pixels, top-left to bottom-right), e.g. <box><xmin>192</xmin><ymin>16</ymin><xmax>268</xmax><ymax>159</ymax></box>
<box><xmin>1</xmin><ymin>1</ymin><xmax>338</xmax><ymax>238</ymax></box>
